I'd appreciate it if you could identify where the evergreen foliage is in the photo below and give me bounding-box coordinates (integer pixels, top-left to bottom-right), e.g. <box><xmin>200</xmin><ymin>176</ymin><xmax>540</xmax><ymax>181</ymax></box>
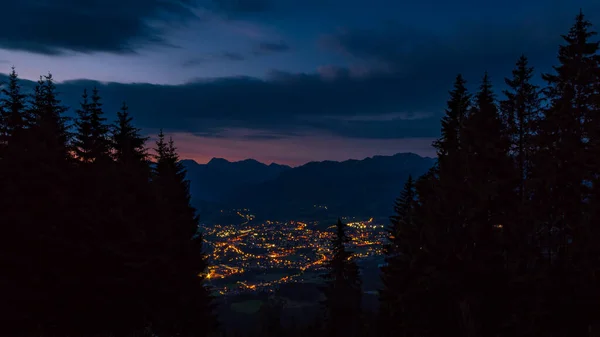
<box><xmin>320</xmin><ymin>218</ymin><xmax>362</xmax><ymax>337</ymax></box>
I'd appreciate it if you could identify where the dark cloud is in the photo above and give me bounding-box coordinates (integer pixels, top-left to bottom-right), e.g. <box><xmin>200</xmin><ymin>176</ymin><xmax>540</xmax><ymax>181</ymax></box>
<box><xmin>183</xmin><ymin>52</ymin><xmax>246</xmax><ymax>66</ymax></box>
<box><xmin>206</xmin><ymin>0</ymin><xmax>326</xmax><ymax>18</ymax></box>
<box><xmin>0</xmin><ymin>0</ymin><xmax>197</xmax><ymax>55</ymax></box>
<box><xmin>241</xmin><ymin>131</ymin><xmax>302</xmax><ymax>140</ymax></box>
<box><xmin>211</xmin><ymin>0</ymin><xmax>272</xmax><ymax>13</ymax></box>
<box><xmin>182</xmin><ymin>42</ymin><xmax>289</xmax><ymax>67</ymax></box>
<box><xmin>221</xmin><ymin>52</ymin><xmax>247</xmax><ymax>61</ymax></box>
<box><xmin>0</xmin><ymin>69</ymin><xmax>446</xmax><ymax>140</ymax></box>
<box><xmin>319</xmin><ymin>6</ymin><xmax>600</xmax><ymax>83</ymax></box>
<box><xmin>254</xmin><ymin>41</ymin><xmax>291</xmax><ymax>54</ymax></box>
<box><xmin>3</xmin><ymin>6</ymin><xmax>600</xmax><ymax>140</ymax></box>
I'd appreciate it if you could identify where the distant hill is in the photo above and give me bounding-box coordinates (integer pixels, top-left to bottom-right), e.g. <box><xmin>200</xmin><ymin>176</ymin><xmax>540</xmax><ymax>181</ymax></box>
<box><xmin>183</xmin><ymin>153</ymin><xmax>436</xmax><ymax>222</ymax></box>
<box><xmin>224</xmin><ymin>153</ymin><xmax>435</xmax><ymax>220</ymax></box>
<box><xmin>182</xmin><ymin>158</ymin><xmax>291</xmax><ymax>202</ymax></box>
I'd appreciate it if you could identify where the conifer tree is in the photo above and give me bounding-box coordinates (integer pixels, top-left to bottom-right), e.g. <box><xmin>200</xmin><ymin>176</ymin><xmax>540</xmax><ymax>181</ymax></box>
<box><xmin>500</xmin><ymin>56</ymin><xmax>542</xmax><ymax>266</ymax></box>
<box><xmin>73</xmin><ymin>89</ymin><xmax>92</xmax><ymax>161</ymax></box>
<box><xmin>321</xmin><ymin>218</ymin><xmax>362</xmax><ymax>337</ymax></box>
<box><xmin>106</xmin><ymin>102</ymin><xmax>154</xmax><ymax>335</ymax></box>
<box><xmin>535</xmin><ymin>11</ymin><xmax>600</xmax><ymax>337</ymax></box>
<box><xmin>0</xmin><ymin>67</ymin><xmax>31</xmax><ymax>337</ymax></box>
<box><xmin>461</xmin><ymin>73</ymin><xmax>513</xmax><ymax>337</ymax></box>
<box><xmin>2</xmin><ymin>73</ymin><xmax>75</xmax><ymax>336</ymax></box>
<box><xmin>431</xmin><ymin>74</ymin><xmax>472</xmax><ymax>262</ymax></box>
<box><xmin>150</xmin><ymin>130</ymin><xmax>216</xmax><ymax>337</ymax></box>
<box><xmin>501</xmin><ymin>55</ymin><xmax>541</xmax><ymax>207</ymax></box>
<box><xmin>433</xmin><ymin>74</ymin><xmax>471</xmax><ymax>161</ymax></box>
<box><xmin>0</xmin><ymin>67</ymin><xmax>27</xmax><ymax>155</ymax></box>
<box><xmin>73</xmin><ymin>87</ymin><xmax>111</xmax><ymax>163</ymax></box>
<box><xmin>420</xmin><ymin>76</ymin><xmax>474</xmax><ymax>337</ymax></box>
<box><xmin>379</xmin><ymin>176</ymin><xmax>420</xmax><ymax>336</ymax></box>
<box><xmin>463</xmin><ymin>73</ymin><xmax>513</xmax><ymax>246</ymax></box>
<box><xmin>538</xmin><ymin>10</ymin><xmax>599</xmax><ymax>263</ymax></box>
<box><xmin>499</xmin><ymin>56</ymin><xmax>545</xmax><ymax>336</ymax></box>
<box><xmin>28</xmin><ymin>73</ymin><xmax>71</xmax><ymax>161</ymax></box>
<box><xmin>112</xmin><ymin>102</ymin><xmax>149</xmax><ymax>172</ymax></box>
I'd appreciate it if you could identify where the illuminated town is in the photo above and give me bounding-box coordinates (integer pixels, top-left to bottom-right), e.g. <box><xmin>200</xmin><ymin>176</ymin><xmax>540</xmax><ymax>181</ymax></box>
<box><xmin>200</xmin><ymin>209</ymin><xmax>387</xmax><ymax>295</ymax></box>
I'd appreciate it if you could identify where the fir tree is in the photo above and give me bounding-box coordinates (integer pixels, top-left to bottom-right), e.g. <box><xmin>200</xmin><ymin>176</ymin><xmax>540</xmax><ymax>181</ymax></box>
<box><xmin>500</xmin><ymin>56</ymin><xmax>545</xmax><ymax>336</ymax></box>
<box><xmin>535</xmin><ymin>10</ymin><xmax>600</xmax><ymax>337</ymax></box>
<box><xmin>0</xmin><ymin>73</ymin><xmax>75</xmax><ymax>336</ymax></box>
<box><xmin>420</xmin><ymin>76</ymin><xmax>475</xmax><ymax>337</ymax></box>
<box><xmin>0</xmin><ymin>67</ymin><xmax>27</xmax><ymax>156</ymax></box>
<box><xmin>112</xmin><ymin>102</ymin><xmax>149</xmax><ymax>172</ymax></box>
<box><xmin>73</xmin><ymin>89</ymin><xmax>92</xmax><ymax>161</ymax></box>
<box><xmin>501</xmin><ymin>55</ymin><xmax>541</xmax><ymax>206</ymax></box>
<box><xmin>150</xmin><ymin>130</ymin><xmax>216</xmax><ymax>337</ymax></box>
<box><xmin>461</xmin><ymin>73</ymin><xmax>513</xmax><ymax>337</ymax></box>
<box><xmin>379</xmin><ymin>176</ymin><xmax>420</xmax><ymax>336</ymax></box>
<box><xmin>433</xmin><ymin>74</ymin><xmax>471</xmax><ymax>160</ymax></box>
<box><xmin>321</xmin><ymin>218</ymin><xmax>362</xmax><ymax>337</ymax></box>
<box><xmin>28</xmin><ymin>73</ymin><xmax>71</xmax><ymax>161</ymax></box>
<box><xmin>538</xmin><ymin>10</ymin><xmax>599</xmax><ymax>262</ymax></box>
<box><xmin>73</xmin><ymin>87</ymin><xmax>111</xmax><ymax>163</ymax></box>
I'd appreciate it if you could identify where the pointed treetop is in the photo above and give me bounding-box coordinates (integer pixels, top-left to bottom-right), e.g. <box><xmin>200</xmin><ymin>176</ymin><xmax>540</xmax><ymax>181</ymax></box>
<box><xmin>112</xmin><ymin>102</ymin><xmax>148</xmax><ymax>167</ymax></box>
<box><xmin>475</xmin><ymin>72</ymin><xmax>496</xmax><ymax>107</ymax></box>
<box><xmin>452</xmin><ymin>74</ymin><xmax>467</xmax><ymax>92</ymax></box>
<box><xmin>91</xmin><ymin>87</ymin><xmax>102</xmax><ymax>106</ymax></box>
<box><xmin>155</xmin><ymin>129</ymin><xmax>167</xmax><ymax>157</ymax></box>
<box><xmin>1</xmin><ymin>66</ymin><xmax>27</xmax><ymax>134</ymax></box>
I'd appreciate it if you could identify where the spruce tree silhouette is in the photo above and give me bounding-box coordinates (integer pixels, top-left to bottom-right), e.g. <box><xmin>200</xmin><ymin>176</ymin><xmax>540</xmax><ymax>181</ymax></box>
<box><xmin>379</xmin><ymin>175</ymin><xmax>422</xmax><ymax>337</ymax></box>
<box><xmin>150</xmin><ymin>130</ymin><xmax>217</xmax><ymax>337</ymax></box>
<box><xmin>499</xmin><ymin>55</ymin><xmax>544</xmax><ymax>337</ymax></box>
<box><xmin>112</xmin><ymin>102</ymin><xmax>150</xmax><ymax>173</ymax></box>
<box><xmin>0</xmin><ymin>72</ymin><xmax>218</xmax><ymax>337</ymax></box>
<box><xmin>419</xmin><ymin>75</ymin><xmax>473</xmax><ymax>337</ymax></box>
<box><xmin>461</xmin><ymin>73</ymin><xmax>513</xmax><ymax>337</ymax></box>
<box><xmin>534</xmin><ymin>10</ymin><xmax>600</xmax><ymax>337</ymax></box>
<box><xmin>0</xmin><ymin>67</ymin><xmax>27</xmax><ymax>158</ymax></box>
<box><xmin>0</xmin><ymin>67</ymin><xmax>35</xmax><ymax>337</ymax></box>
<box><xmin>7</xmin><ymin>73</ymin><xmax>75</xmax><ymax>336</ymax></box>
<box><xmin>109</xmin><ymin>101</ymin><xmax>156</xmax><ymax>335</ymax></box>
<box><xmin>320</xmin><ymin>218</ymin><xmax>362</xmax><ymax>337</ymax></box>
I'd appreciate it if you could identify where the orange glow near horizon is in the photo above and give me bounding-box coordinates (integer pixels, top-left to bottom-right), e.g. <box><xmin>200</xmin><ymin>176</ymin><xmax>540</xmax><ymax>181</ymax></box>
<box><xmin>146</xmin><ymin>129</ymin><xmax>437</xmax><ymax>167</ymax></box>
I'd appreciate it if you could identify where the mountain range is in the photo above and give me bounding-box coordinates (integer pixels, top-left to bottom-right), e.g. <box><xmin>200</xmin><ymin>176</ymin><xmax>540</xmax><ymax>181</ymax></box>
<box><xmin>182</xmin><ymin>153</ymin><xmax>436</xmax><ymax>223</ymax></box>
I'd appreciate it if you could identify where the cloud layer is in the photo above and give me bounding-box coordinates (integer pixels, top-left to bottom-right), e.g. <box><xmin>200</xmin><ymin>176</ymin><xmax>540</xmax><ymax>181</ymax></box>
<box><xmin>0</xmin><ymin>0</ymin><xmax>198</xmax><ymax>54</ymax></box>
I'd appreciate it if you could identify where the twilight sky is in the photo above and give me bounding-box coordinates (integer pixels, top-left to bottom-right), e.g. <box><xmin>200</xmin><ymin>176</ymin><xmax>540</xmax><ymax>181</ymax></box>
<box><xmin>1</xmin><ymin>0</ymin><xmax>599</xmax><ymax>166</ymax></box>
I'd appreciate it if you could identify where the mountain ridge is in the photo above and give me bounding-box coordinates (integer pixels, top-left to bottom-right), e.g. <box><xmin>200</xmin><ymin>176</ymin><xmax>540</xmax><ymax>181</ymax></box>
<box><xmin>182</xmin><ymin>152</ymin><xmax>436</xmax><ymax>222</ymax></box>
<box><xmin>183</xmin><ymin>152</ymin><xmax>434</xmax><ymax>168</ymax></box>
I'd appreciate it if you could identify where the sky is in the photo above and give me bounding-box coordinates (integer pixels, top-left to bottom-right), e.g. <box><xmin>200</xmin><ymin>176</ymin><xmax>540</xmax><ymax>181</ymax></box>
<box><xmin>0</xmin><ymin>0</ymin><xmax>599</xmax><ymax>166</ymax></box>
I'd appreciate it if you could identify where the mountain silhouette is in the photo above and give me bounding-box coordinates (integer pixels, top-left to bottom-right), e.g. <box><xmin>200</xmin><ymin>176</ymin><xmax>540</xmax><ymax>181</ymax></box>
<box><xmin>183</xmin><ymin>153</ymin><xmax>435</xmax><ymax>222</ymax></box>
<box><xmin>182</xmin><ymin>158</ymin><xmax>291</xmax><ymax>203</ymax></box>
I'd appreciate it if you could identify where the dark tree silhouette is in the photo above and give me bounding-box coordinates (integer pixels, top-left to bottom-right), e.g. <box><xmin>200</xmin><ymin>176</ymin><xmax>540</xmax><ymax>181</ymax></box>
<box><xmin>150</xmin><ymin>130</ymin><xmax>217</xmax><ymax>337</ymax></box>
<box><xmin>499</xmin><ymin>55</ymin><xmax>545</xmax><ymax>337</ymax></box>
<box><xmin>379</xmin><ymin>176</ymin><xmax>422</xmax><ymax>337</ymax></box>
<box><xmin>320</xmin><ymin>218</ymin><xmax>362</xmax><ymax>337</ymax></box>
<box><xmin>112</xmin><ymin>102</ymin><xmax>150</xmax><ymax>172</ymax></box>
<box><xmin>74</xmin><ymin>87</ymin><xmax>111</xmax><ymax>163</ymax></box>
<box><xmin>0</xmin><ymin>67</ymin><xmax>27</xmax><ymax>156</ymax></box>
<box><xmin>460</xmin><ymin>73</ymin><xmax>514</xmax><ymax>337</ymax></box>
<box><xmin>533</xmin><ymin>10</ymin><xmax>600</xmax><ymax>337</ymax></box>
